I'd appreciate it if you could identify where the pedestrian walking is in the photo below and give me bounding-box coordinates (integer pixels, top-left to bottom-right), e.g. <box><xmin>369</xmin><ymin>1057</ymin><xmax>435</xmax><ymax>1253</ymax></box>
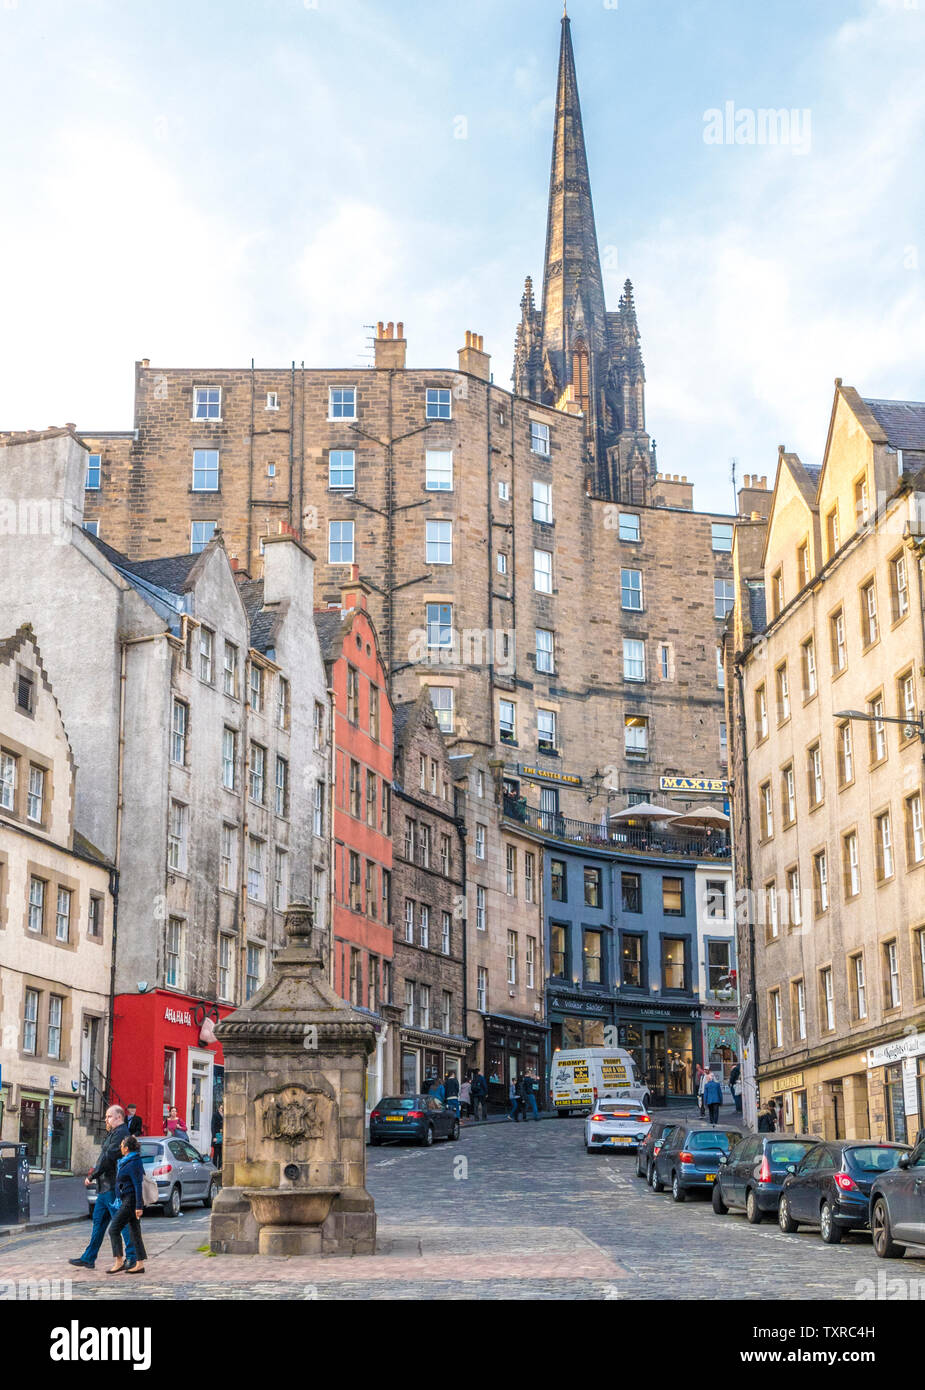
<box><xmin>443</xmin><ymin>1071</ymin><xmax>460</xmax><ymax>1115</ymax></box>
<box><xmin>211</xmin><ymin>1104</ymin><xmax>224</xmax><ymax>1168</ymax></box>
<box><xmin>696</xmin><ymin>1067</ymin><xmax>708</xmax><ymax>1117</ymax></box>
<box><xmin>106</xmin><ymin>1135</ymin><xmax>147</xmax><ymax>1274</ymax></box>
<box><xmin>471</xmin><ymin>1071</ymin><xmax>488</xmax><ymax>1121</ymax></box>
<box><xmin>507</xmin><ymin>1077</ymin><xmax>522</xmax><ymax>1121</ymax></box>
<box><xmin>757</xmin><ymin>1100</ymin><xmax>777</xmax><ymax>1132</ymax></box>
<box><xmin>703</xmin><ymin>1071</ymin><xmax>723</xmax><ymax>1125</ymax></box>
<box><xmin>165</xmin><ymin>1105</ymin><xmax>188</xmax><ymax>1136</ymax></box>
<box><xmin>728</xmin><ymin>1063</ymin><xmax>742</xmax><ymax>1115</ymax></box>
<box><xmin>125</xmin><ymin>1105</ymin><xmax>144</xmax><ymax>1137</ymax></box>
<box><xmin>69</xmin><ymin>1105</ymin><xmax>135</xmax><ymax>1271</ymax></box>
<box><xmin>429</xmin><ymin>1077</ymin><xmax>446</xmax><ymax>1103</ymax></box>
<box><xmin>521</xmin><ymin>1070</ymin><xmax>540</xmax><ymax>1121</ymax></box>
<box><xmin>459</xmin><ymin>1076</ymin><xmax>472</xmax><ymax>1118</ymax></box>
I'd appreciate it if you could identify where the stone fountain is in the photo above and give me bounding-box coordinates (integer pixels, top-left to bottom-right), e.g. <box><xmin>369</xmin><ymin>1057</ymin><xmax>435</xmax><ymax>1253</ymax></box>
<box><xmin>209</xmin><ymin>903</ymin><xmax>377</xmax><ymax>1256</ymax></box>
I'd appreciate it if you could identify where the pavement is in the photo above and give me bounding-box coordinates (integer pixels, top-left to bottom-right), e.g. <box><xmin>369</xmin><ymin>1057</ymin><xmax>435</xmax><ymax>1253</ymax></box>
<box><xmin>2</xmin><ymin>1104</ymin><xmax>923</xmax><ymax>1299</ymax></box>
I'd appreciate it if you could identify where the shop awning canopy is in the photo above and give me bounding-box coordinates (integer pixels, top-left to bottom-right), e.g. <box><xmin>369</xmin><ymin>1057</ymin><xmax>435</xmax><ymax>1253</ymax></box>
<box><xmin>609</xmin><ymin>801</ymin><xmax>681</xmax><ymax>823</ymax></box>
<box><xmin>670</xmin><ymin>805</ymin><xmax>731</xmax><ymax>828</ymax></box>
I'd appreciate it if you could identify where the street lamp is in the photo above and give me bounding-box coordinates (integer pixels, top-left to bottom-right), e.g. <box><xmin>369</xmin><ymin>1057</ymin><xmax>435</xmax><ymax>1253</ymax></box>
<box><xmin>834</xmin><ymin>709</ymin><xmax>925</xmax><ymax>744</ymax></box>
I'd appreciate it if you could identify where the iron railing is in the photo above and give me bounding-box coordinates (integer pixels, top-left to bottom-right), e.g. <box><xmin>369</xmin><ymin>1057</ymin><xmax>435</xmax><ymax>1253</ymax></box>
<box><xmin>502</xmin><ymin>797</ymin><xmax>731</xmax><ymax>860</ymax></box>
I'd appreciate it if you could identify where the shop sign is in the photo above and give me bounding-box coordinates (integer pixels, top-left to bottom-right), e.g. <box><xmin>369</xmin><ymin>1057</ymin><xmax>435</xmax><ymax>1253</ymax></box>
<box><xmin>659</xmin><ymin>776</ymin><xmax>728</xmax><ymax>794</ymax></box>
<box><xmin>164</xmin><ymin>1008</ymin><xmax>194</xmax><ymax>1027</ymax></box>
<box><xmin>771</xmin><ymin>1071</ymin><xmax>804</xmax><ymax>1093</ymax></box>
<box><xmin>866</xmin><ymin>1033</ymin><xmax>925</xmax><ymax>1069</ymax></box>
<box><xmin>903</xmin><ymin>1059</ymin><xmax>920</xmax><ymax>1117</ymax></box>
<box><xmin>519</xmin><ymin>764</ymin><xmax>582</xmax><ymax>787</ymax></box>
<box><xmin>638</xmin><ymin>1006</ymin><xmax>700</xmax><ymax>1021</ymax></box>
<box><xmin>548</xmin><ymin>996</ymin><xmax>608</xmax><ymax>1015</ymax></box>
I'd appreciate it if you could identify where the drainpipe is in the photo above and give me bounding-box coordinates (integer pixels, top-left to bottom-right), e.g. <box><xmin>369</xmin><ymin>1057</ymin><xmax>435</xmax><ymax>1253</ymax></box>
<box><xmin>327</xmin><ymin>681</ymin><xmax>337</xmax><ymax>991</ymax></box>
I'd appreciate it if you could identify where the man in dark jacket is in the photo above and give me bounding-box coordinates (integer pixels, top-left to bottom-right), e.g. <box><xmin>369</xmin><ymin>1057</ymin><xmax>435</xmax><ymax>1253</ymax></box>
<box><xmin>69</xmin><ymin>1105</ymin><xmax>135</xmax><ymax>1270</ymax></box>
<box><xmin>521</xmin><ymin>1071</ymin><xmax>540</xmax><ymax>1121</ymax></box>
<box><xmin>125</xmin><ymin>1105</ymin><xmax>143</xmax><ymax>1137</ymax></box>
<box><xmin>443</xmin><ymin>1072</ymin><xmax>460</xmax><ymax>1116</ymax></box>
<box><xmin>470</xmin><ymin>1071</ymin><xmax>488</xmax><ymax>1122</ymax></box>
<box><xmin>757</xmin><ymin>1101</ymin><xmax>777</xmax><ymax>1133</ymax></box>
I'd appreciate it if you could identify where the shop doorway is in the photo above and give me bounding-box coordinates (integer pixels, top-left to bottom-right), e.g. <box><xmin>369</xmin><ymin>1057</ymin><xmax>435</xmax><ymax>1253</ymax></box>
<box><xmin>644</xmin><ymin>1029</ymin><xmax>667</xmax><ymax>1105</ymax></box>
<box><xmin>187</xmin><ymin>1050</ymin><xmax>214</xmax><ymax>1156</ymax></box>
<box><xmin>401</xmin><ymin>1050</ymin><xmax>418</xmax><ymax>1096</ymax></box>
<box><xmin>80</xmin><ymin>1015</ymin><xmax>102</xmax><ymax>1095</ymax></box>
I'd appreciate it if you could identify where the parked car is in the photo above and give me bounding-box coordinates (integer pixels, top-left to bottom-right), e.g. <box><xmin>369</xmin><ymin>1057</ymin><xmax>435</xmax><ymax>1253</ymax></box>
<box><xmin>653</xmin><ymin>1123</ymin><xmax>744</xmax><ymax>1202</ymax></box>
<box><xmin>868</xmin><ymin>1138</ymin><xmax>925</xmax><ymax>1258</ymax></box>
<box><xmin>712</xmin><ymin>1133</ymin><xmax>821</xmax><ymax>1224</ymax></box>
<box><xmin>778</xmin><ymin>1140</ymin><xmax>910</xmax><ymax>1244</ymax></box>
<box><xmin>585</xmin><ymin>1098</ymin><xmax>652</xmax><ymax>1154</ymax></box>
<box><xmin>368</xmin><ymin>1095</ymin><xmax>460</xmax><ymax>1147</ymax></box>
<box><xmin>636</xmin><ymin>1119</ymin><xmax>679</xmax><ymax>1183</ymax></box>
<box><xmin>88</xmin><ymin>1136</ymin><xmax>220</xmax><ymax>1218</ymax></box>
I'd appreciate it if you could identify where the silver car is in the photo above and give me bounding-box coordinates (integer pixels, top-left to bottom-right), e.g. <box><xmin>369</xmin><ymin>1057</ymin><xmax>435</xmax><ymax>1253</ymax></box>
<box><xmin>88</xmin><ymin>1135</ymin><xmax>220</xmax><ymax>1218</ymax></box>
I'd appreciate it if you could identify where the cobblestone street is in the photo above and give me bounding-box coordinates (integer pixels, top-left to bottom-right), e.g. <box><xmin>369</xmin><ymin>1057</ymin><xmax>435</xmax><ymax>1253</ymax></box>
<box><xmin>3</xmin><ymin>1115</ymin><xmax>924</xmax><ymax>1300</ymax></box>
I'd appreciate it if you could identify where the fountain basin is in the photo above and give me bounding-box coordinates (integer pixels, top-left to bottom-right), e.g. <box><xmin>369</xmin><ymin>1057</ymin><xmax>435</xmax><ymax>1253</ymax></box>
<box><xmin>243</xmin><ymin>1186</ymin><xmax>340</xmax><ymax>1228</ymax></box>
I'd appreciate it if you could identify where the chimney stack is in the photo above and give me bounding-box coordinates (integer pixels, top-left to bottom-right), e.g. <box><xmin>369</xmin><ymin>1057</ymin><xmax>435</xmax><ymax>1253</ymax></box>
<box><xmin>458</xmin><ymin>329</ymin><xmax>491</xmax><ymax>381</ymax></box>
<box><xmin>340</xmin><ymin>562</ymin><xmax>371</xmax><ymax>613</ymax></box>
<box><xmin>373</xmin><ymin>319</ymin><xmax>407</xmax><ymax>369</ymax></box>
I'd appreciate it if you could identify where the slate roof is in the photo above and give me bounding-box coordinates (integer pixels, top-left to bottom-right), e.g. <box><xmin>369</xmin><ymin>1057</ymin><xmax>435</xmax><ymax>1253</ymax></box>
<box><xmin>313</xmin><ymin>608</ymin><xmax>348</xmax><ymax>663</ymax></box>
<box><xmin>83</xmin><ymin>531</ymin><xmax>199</xmax><ymax>594</ymax></box>
<box><xmin>862</xmin><ymin>398</ymin><xmax>925</xmax><ymax>451</ymax></box>
<box><xmin>392</xmin><ymin>701</ymin><xmax>416</xmax><ymax>750</ymax></box>
<box><xmin>237</xmin><ymin>578</ymin><xmax>283</xmax><ymax>654</ymax></box>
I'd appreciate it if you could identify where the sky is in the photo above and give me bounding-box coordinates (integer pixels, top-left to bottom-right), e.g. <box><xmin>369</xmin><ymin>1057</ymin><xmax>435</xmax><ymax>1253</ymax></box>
<box><xmin>1</xmin><ymin>0</ymin><xmax>924</xmax><ymax>513</ymax></box>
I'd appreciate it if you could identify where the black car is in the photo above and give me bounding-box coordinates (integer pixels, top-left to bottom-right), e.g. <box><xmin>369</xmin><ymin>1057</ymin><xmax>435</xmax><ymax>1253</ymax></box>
<box><xmin>779</xmin><ymin>1140</ymin><xmax>911</xmax><ymax>1244</ymax></box>
<box><xmin>868</xmin><ymin>1138</ymin><xmax>925</xmax><ymax>1257</ymax></box>
<box><xmin>712</xmin><ymin>1133</ymin><xmax>822</xmax><ymax>1224</ymax></box>
<box><xmin>635</xmin><ymin>1119</ymin><xmax>679</xmax><ymax>1183</ymax></box>
<box><xmin>368</xmin><ymin>1095</ymin><xmax>460</xmax><ymax>1147</ymax></box>
<box><xmin>653</xmin><ymin>1123</ymin><xmax>744</xmax><ymax>1201</ymax></box>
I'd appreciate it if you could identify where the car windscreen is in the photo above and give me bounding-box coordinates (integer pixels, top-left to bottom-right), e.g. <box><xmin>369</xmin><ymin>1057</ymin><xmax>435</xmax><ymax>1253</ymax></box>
<box><xmin>600</xmin><ymin>1103</ymin><xmax>642</xmax><ymax>1114</ymax></box>
<box><xmin>377</xmin><ymin>1098</ymin><xmax>420</xmax><ymax>1111</ymax></box>
<box><xmin>846</xmin><ymin>1145</ymin><xmax>909</xmax><ymax>1173</ymax></box>
<box><xmin>767</xmin><ymin>1141</ymin><xmax>815</xmax><ymax>1167</ymax></box>
<box><xmin>687</xmin><ymin>1131</ymin><xmax>739</xmax><ymax>1151</ymax></box>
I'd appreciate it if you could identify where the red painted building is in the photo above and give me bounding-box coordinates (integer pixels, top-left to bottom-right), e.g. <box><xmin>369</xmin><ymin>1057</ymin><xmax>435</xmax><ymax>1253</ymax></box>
<box><xmin>110</xmin><ymin>990</ymin><xmax>235</xmax><ymax>1155</ymax></box>
<box><xmin>315</xmin><ymin>570</ymin><xmax>395</xmax><ymax>1101</ymax></box>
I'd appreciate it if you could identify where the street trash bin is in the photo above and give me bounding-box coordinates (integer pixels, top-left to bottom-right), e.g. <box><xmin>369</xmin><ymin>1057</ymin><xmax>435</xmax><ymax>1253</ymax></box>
<box><xmin>0</xmin><ymin>1142</ymin><xmax>30</xmax><ymax>1225</ymax></box>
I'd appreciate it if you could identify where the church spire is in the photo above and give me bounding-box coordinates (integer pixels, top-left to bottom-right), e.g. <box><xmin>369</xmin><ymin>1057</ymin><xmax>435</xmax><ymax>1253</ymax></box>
<box><xmin>540</xmin><ymin>11</ymin><xmax>607</xmax><ymax>379</ymax></box>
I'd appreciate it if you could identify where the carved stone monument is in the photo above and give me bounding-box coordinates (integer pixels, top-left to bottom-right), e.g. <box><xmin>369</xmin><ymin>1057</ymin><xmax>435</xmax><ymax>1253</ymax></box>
<box><xmin>209</xmin><ymin>903</ymin><xmax>377</xmax><ymax>1255</ymax></box>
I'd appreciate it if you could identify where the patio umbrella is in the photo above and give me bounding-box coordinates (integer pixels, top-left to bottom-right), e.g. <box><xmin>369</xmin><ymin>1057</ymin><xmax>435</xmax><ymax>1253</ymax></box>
<box><xmin>609</xmin><ymin>801</ymin><xmax>681</xmax><ymax>823</ymax></box>
<box><xmin>671</xmin><ymin>804</ymin><xmax>730</xmax><ymax>829</ymax></box>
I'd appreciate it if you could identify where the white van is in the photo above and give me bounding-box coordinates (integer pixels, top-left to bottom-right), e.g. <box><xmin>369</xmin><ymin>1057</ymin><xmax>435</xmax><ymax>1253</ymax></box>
<box><xmin>549</xmin><ymin>1047</ymin><xmax>651</xmax><ymax>1114</ymax></box>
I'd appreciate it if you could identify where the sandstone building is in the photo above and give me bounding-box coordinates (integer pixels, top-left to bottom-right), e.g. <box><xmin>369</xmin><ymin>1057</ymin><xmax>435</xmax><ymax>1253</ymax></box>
<box><xmin>726</xmin><ymin>384</ymin><xmax>925</xmax><ymax>1139</ymax></box>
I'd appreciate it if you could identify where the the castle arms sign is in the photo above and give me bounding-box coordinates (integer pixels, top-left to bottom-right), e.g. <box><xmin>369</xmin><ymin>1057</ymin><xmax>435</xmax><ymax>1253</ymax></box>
<box><xmin>659</xmin><ymin>776</ymin><xmax>728</xmax><ymax>794</ymax></box>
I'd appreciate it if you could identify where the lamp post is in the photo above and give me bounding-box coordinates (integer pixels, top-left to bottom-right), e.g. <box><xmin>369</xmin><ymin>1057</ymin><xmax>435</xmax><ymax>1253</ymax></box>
<box><xmin>834</xmin><ymin>709</ymin><xmax>925</xmax><ymax>745</ymax></box>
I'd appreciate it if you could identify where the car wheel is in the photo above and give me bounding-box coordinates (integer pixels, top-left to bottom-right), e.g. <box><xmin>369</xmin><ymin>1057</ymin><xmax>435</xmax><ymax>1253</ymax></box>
<box><xmin>419</xmin><ymin>1125</ymin><xmax>434</xmax><ymax>1148</ymax></box>
<box><xmin>820</xmin><ymin>1201</ymin><xmax>843</xmax><ymax>1245</ymax></box>
<box><xmin>778</xmin><ymin>1195</ymin><xmax>799</xmax><ymax>1233</ymax></box>
<box><xmin>636</xmin><ymin>1152</ymin><xmax>646</xmax><ymax>1178</ymax></box>
<box><xmin>165</xmin><ymin>1185</ymin><xmax>181</xmax><ymax>1218</ymax></box>
<box><xmin>203</xmin><ymin>1180</ymin><xmax>219</xmax><ymax>1209</ymax></box>
<box><xmin>671</xmin><ymin>1171</ymin><xmax>686</xmax><ymax>1203</ymax></box>
<box><xmin>651</xmin><ymin>1165</ymin><xmax>665</xmax><ymax>1193</ymax></box>
<box><xmin>557</xmin><ymin>1109</ymin><xmax>569</xmax><ymax>1118</ymax></box>
<box><xmin>369</xmin><ymin>1135</ymin><xmax>381</xmax><ymax>1146</ymax></box>
<box><xmin>745</xmin><ymin>1188</ymin><xmax>763</xmax><ymax>1224</ymax></box>
<box><xmin>712</xmin><ymin>1182</ymin><xmax>728</xmax><ymax>1215</ymax></box>
<box><xmin>449</xmin><ymin>1120</ymin><xmax>460</xmax><ymax>1142</ymax></box>
<box><xmin>586</xmin><ymin>1144</ymin><xmax>597</xmax><ymax>1154</ymax></box>
<box><xmin>871</xmin><ymin>1198</ymin><xmax>905</xmax><ymax>1259</ymax></box>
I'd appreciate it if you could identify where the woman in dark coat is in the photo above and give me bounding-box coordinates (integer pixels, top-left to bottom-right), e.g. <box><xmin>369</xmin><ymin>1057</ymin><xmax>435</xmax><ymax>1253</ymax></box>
<box><xmin>107</xmin><ymin>1135</ymin><xmax>147</xmax><ymax>1274</ymax></box>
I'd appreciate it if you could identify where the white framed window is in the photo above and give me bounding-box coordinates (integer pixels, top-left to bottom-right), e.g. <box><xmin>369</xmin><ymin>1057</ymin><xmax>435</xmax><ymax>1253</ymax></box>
<box><xmin>220</xmin><ymin>823</ymin><xmax>237</xmax><ymax>891</ymax></box>
<box><xmin>313</xmin><ymin>779</ymin><xmax>324</xmax><ymax>837</ymax></box>
<box><xmin>55</xmin><ymin>887</ymin><xmax>71</xmax><ymax>942</ymax></box>
<box><xmin>506</xmin><ymin>844</ymin><xmax>516</xmax><ymax>896</ymax></box>
<box><xmin>831</xmin><ymin>610</ymin><xmax>847</xmax><ymax>671</ymax></box>
<box><xmin>166</xmin><ymin>916</ymin><xmax>184</xmax><ymax>988</ymax></box>
<box><xmin>714</xmin><ymin>578</ymin><xmax>735</xmax><ymax>620</ymax></box>
<box><xmin>247</xmin><ymin>836</ymin><xmax>265</xmax><ymax>901</ymax></box>
<box><xmin>403</xmin><ymin>980</ymin><xmax>415</xmax><ymax>1026</ymax></box>
<box><xmin>275</xmin><ymin>755</ymin><xmax>289</xmax><ymax>817</ymax></box>
<box><xmin>802</xmin><ymin>637</ymin><xmax>817</xmax><ymax>698</ymax></box>
<box><xmin>199</xmin><ymin>626</ymin><xmax>214</xmax><ymax>683</ymax></box>
<box><xmin>27</xmin><ymin>765</ymin><xmax>45</xmax><ymax>823</ymax></box>
<box><xmin>621</xmin><ymin>568</ymin><xmax>643</xmax><ymax>610</ymax></box>
<box><xmin>498</xmin><ymin>480</ymin><xmax>510</xmax><ymax>501</ymax></box>
<box><xmin>28</xmin><ymin>876</ymin><xmax>45</xmax><ymax>933</ymax></box>
<box><xmin>425</xmin><ymin>450</ymin><xmax>453</xmax><ymax>491</ymax></box>
<box><xmin>475</xmin><ymin>823</ymin><xmax>486</xmax><ymax>860</ymax></box>
<box><xmin>266</xmin><ymin>391</ymin><xmax>279</xmax><ymax>411</ymax></box>
<box><xmin>624</xmin><ymin>714</ymin><xmax>648</xmax><ymax>756</ymax></box>
<box><xmin>719</xmin><ymin>720</ymin><xmax>728</xmax><ymax>759</ymax></box>
<box><xmin>249</xmin><ymin>664</ymin><xmax>264</xmax><ymax>713</ymax></box>
<box><xmin>328</xmin><ymin>520</ymin><xmax>355</xmax><ymax>564</ymax></box>
<box><xmin>659</xmin><ymin>644</ymin><xmax>671</xmax><ymax>681</ymax></box>
<box><xmin>525</xmin><ymin>852</ymin><xmax>535</xmax><ymax>904</ymax></box>
<box><xmin>404</xmin><ymin>898</ymin><xmax>415</xmax><ymax>943</ymax></box>
<box><xmin>876</xmin><ymin>811</ymin><xmax>894</xmax><ymax>879</ymax></box>
<box><xmin>908</xmin><ymin>793</ymin><xmax>925</xmax><ymax>864</ymax></box>
<box><xmin>83</xmin><ymin>519</ymin><xmax>100</xmax><ymax>537</ymax></box>
<box><xmin>476</xmin><ymin>885</ymin><xmax>486</xmax><ymax>932</ymax></box>
<box><xmin>276</xmin><ymin>675</ymin><xmax>290</xmax><ymax>731</ymax></box>
<box><xmin>419</xmin><ymin>904</ymin><xmax>430</xmax><ymax>948</ymax></box>
<box><xmin>795</xmin><ymin>979</ymin><xmax>806</xmax><ymax>1040</ymax></box>
<box><xmin>190</xmin><ymin>520</ymin><xmax>216</xmax><ymax>554</ymax></box>
<box><xmin>442</xmin><ymin>911</ymin><xmax>451</xmax><ymax>954</ymax></box>
<box><xmin>499</xmin><ymin>699</ymin><xmax>516</xmax><ymax>743</ymax></box>
<box><xmin>497</xmin><ymin>552</ymin><xmax>508</xmax><ymax>575</ymax></box>
<box><xmin>218</xmin><ymin>934</ymin><xmax>233</xmax><ymax>1001</ymax></box>
<box><xmin>788</xmin><ymin>866</ymin><xmax>802</xmax><ymax>926</ymax></box>
<box><xmin>168</xmin><ymin>800</ymin><xmax>188</xmax><ymax>873</ymax></box>
<box><xmin>85</xmin><ymin>453</ymin><xmax>102</xmax><ymax>489</ymax></box>
<box><xmin>530</xmin><ymin>420</ymin><xmax>551</xmax><ymax>455</ymax></box>
<box><xmin>88</xmin><ymin>896</ymin><xmax>102</xmax><ymax>938</ymax></box>
<box><xmin>809</xmin><ymin>744</ymin><xmax>823</xmax><ymax>806</ymax></box>
<box><xmin>761</xmin><ymin>782</ymin><xmax>774</xmax><ymax>839</ymax></box>
<box><xmin>871</xmin><ymin>697</ymin><xmax>887</xmax><ymax>762</ymax></box>
<box><xmin>476</xmin><ymin>769</ymin><xmax>485</xmax><ymax>798</ymax></box>
<box><xmin>532</xmin><ymin>480</ymin><xmax>553</xmax><ymax>523</ymax></box>
<box><xmin>193</xmin><ymin>386</ymin><xmax>221</xmax><ymax>420</ymax></box>
<box><xmin>711</xmin><ymin>522</ymin><xmax>733</xmax><ymax>552</ymax></box>
<box><xmin>526</xmin><ymin>935</ymin><xmax>535</xmax><ymax>988</ymax></box>
<box><xmin>892</xmin><ymin>552</ymin><xmax>909</xmax><ymax>620</ymax></box>
<box><xmin>249</xmin><ymin>742</ymin><xmax>266</xmax><ymax>803</ymax></box>
<box><xmin>246</xmin><ymin>944</ymin><xmax>264</xmax><ymax>1000</ymax></box>
<box><xmin>756</xmin><ymin>685</ymin><xmax>768</xmax><ymax>740</ymax></box>
<box><xmin>766</xmin><ymin>881</ymin><xmax>779</xmax><ymax>939</ymax></box>
<box><xmin>845</xmin><ymin>831</ymin><xmax>860</xmax><ymax>896</ymax></box>
<box><xmin>328</xmin><ymin>386</ymin><xmax>357</xmax><ymax>420</ymax></box>
<box><xmin>507</xmin><ymin>930</ymin><xmax>517</xmax><ymax>985</ymax></box>
<box><xmin>770</xmin><ymin>990</ymin><xmax>783</xmax><ymax>1049</ymax></box>
<box><xmin>192</xmin><ymin>449</ymin><xmax>219</xmax><ymax>491</ymax></box>
<box><xmin>885</xmin><ymin>939</ymin><xmax>900</xmax><ymax>1009</ymax></box>
<box><xmin>477</xmin><ymin>965</ymin><xmax>487</xmax><ymax>1011</ymax></box>
<box><xmin>536</xmin><ymin>628</ymin><xmax>554</xmax><ymax>673</ymax></box>
<box><xmin>862</xmin><ymin>581</ymin><xmax>879</xmax><ymax>646</ymax></box>
<box><xmin>425</xmin><ymin>387</ymin><xmax>451</xmax><ymax>420</ymax></box>
<box><xmin>534</xmin><ymin>549</ymin><xmax>553</xmax><ymax>593</ymax></box>
<box><xmin>623</xmin><ymin>638</ymin><xmax>645</xmax><ymax>682</ymax></box>
<box><xmin>313</xmin><ymin>701</ymin><xmax>324</xmax><ymax>750</ymax></box>
<box><xmin>619</xmin><ymin>513</ymin><xmax>640</xmax><ymax>543</ymax></box>
<box><xmin>716</xmin><ymin>646</ymin><xmax>725</xmax><ymax>690</ymax></box>
<box><xmin>426</xmin><ymin>520</ymin><xmax>452</xmax><ymax>565</ymax></box>
<box><xmin>223</xmin><ymin>642</ymin><xmax>238</xmax><ymax>698</ymax></box>
<box><xmin>853</xmin><ymin>954</ymin><xmax>867</xmax><ymax>1020</ymax></box>
<box><xmin>441</xmin><ymin>990</ymin><xmax>452</xmax><ymax>1033</ymax></box>
<box><xmin>23</xmin><ymin>988</ymin><xmax>39</xmax><ymax>1054</ymax></box>
<box><xmin>426</xmin><ymin>602</ymin><xmax>453</xmax><ymax>649</ymax></box>
<box><xmin>814</xmin><ymin>850</ymin><xmax>829</xmax><ymax>913</ymax></box>
<box><xmin>429</xmin><ymin>687</ymin><xmax>453</xmax><ymax>733</ymax></box>
<box><xmin>783</xmin><ymin>765</ymin><xmax>796</xmax><ymax>824</ymax></box>
<box><xmin>537</xmin><ymin>707</ymin><xmax>557</xmax><ymax>752</ymax></box>
<box><xmin>418</xmin><ymin>982</ymin><xmax>431</xmax><ymax>1028</ymax></box>
<box><xmin>47</xmin><ymin>994</ymin><xmax>63</xmax><ymax>1059</ymax></box>
<box><xmin>171</xmin><ymin>699</ymin><xmax>187</xmax><ymax>766</ymax></box>
<box><xmin>776</xmin><ymin>664</ymin><xmax>790</xmax><ymax>722</ymax></box>
<box><xmin>329</xmin><ymin>449</ymin><xmax>355</xmax><ymax>489</ymax></box>
<box><xmin>222</xmin><ymin>727</ymin><xmax>237</xmax><ymax>791</ymax></box>
<box><xmin>274</xmin><ymin>847</ymin><xmax>289</xmax><ymax>911</ymax></box>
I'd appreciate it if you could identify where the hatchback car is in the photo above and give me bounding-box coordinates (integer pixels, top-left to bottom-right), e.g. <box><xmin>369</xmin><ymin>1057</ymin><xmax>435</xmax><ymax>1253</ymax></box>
<box><xmin>635</xmin><ymin>1119</ymin><xmax>679</xmax><ymax>1182</ymax></box>
<box><xmin>585</xmin><ymin>1098</ymin><xmax>652</xmax><ymax>1154</ymax></box>
<box><xmin>368</xmin><ymin>1095</ymin><xmax>460</xmax><ymax>1147</ymax></box>
<box><xmin>87</xmin><ymin>1136</ymin><xmax>220</xmax><ymax>1218</ymax></box>
<box><xmin>653</xmin><ymin>1124</ymin><xmax>744</xmax><ymax>1201</ymax></box>
<box><xmin>868</xmin><ymin>1138</ymin><xmax>925</xmax><ymax>1258</ymax></box>
<box><xmin>712</xmin><ymin>1134</ymin><xmax>821</xmax><ymax>1223</ymax></box>
<box><xmin>778</xmin><ymin>1140</ymin><xmax>910</xmax><ymax>1244</ymax></box>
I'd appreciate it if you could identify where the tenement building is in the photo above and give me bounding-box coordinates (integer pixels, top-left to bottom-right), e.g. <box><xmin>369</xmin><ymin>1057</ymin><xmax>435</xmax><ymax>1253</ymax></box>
<box><xmin>726</xmin><ymin>383</ymin><xmax>925</xmax><ymax>1139</ymax></box>
<box><xmin>0</xmin><ymin>429</ymin><xmax>331</xmax><ymax>1154</ymax></box>
<box><xmin>0</xmin><ymin>625</ymin><xmax>115</xmax><ymax>1172</ymax></box>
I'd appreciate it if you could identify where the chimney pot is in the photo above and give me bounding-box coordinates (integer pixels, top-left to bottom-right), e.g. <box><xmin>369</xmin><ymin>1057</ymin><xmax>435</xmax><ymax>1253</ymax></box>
<box><xmin>377</xmin><ymin>321</ymin><xmax>384</xmax><ymax>337</ymax></box>
<box><xmin>397</xmin><ymin>321</ymin><xmax>403</xmax><ymax>339</ymax></box>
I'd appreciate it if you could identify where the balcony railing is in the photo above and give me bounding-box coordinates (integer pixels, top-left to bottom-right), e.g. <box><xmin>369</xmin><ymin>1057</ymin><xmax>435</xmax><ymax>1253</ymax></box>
<box><xmin>502</xmin><ymin>797</ymin><xmax>731</xmax><ymax>860</ymax></box>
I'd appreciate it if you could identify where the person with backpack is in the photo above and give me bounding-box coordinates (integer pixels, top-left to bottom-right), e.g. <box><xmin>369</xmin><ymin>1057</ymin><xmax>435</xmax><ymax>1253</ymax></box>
<box><xmin>470</xmin><ymin>1070</ymin><xmax>488</xmax><ymax>1121</ymax></box>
